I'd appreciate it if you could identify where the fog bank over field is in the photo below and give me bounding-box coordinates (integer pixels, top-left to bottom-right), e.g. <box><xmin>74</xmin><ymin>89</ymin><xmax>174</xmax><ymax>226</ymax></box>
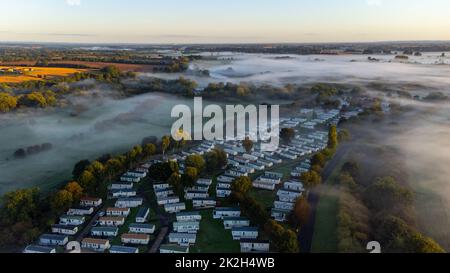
<box><xmin>1</xmin><ymin>52</ymin><xmax>450</xmax><ymax>208</ymax></box>
<box><xmin>0</xmin><ymin>92</ymin><xmax>210</xmax><ymax>195</ymax></box>
<box><xmin>145</xmin><ymin>52</ymin><xmax>450</xmax><ymax>90</ymax></box>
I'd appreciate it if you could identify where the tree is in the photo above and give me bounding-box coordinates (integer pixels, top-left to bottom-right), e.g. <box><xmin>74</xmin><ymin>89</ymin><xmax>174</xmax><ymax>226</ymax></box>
<box><xmin>185</xmin><ymin>154</ymin><xmax>206</xmax><ymax>174</ymax></box>
<box><xmin>72</xmin><ymin>160</ymin><xmax>90</xmax><ymax>180</ymax></box>
<box><xmin>182</xmin><ymin>167</ymin><xmax>198</xmax><ymax>187</ymax></box>
<box><xmin>51</xmin><ymin>190</ymin><xmax>73</xmax><ymax>214</ymax></box>
<box><xmin>78</xmin><ymin>170</ymin><xmax>96</xmax><ymax>194</ymax></box>
<box><xmin>64</xmin><ymin>181</ymin><xmax>83</xmax><ymax>200</ymax></box>
<box><xmin>231</xmin><ymin>176</ymin><xmax>252</xmax><ymax>195</ymax></box>
<box><xmin>280</xmin><ymin>128</ymin><xmax>295</xmax><ymax>143</ymax></box>
<box><xmin>0</xmin><ymin>92</ymin><xmax>17</xmax><ymax>113</ymax></box>
<box><xmin>161</xmin><ymin>136</ymin><xmax>171</xmax><ymax>157</ymax></box>
<box><xmin>104</xmin><ymin>158</ymin><xmax>123</xmax><ymax>182</ymax></box>
<box><xmin>143</xmin><ymin>143</ymin><xmax>156</xmax><ymax>158</ymax></box>
<box><xmin>290</xmin><ymin>196</ymin><xmax>310</xmax><ymax>228</ymax></box>
<box><xmin>311</xmin><ymin>152</ymin><xmax>327</xmax><ymax>168</ymax></box>
<box><xmin>148</xmin><ymin>162</ymin><xmax>173</xmax><ymax>181</ymax></box>
<box><xmin>204</xmin><ymin>148</ymin><xmax>228</xmax><ymax>172</ymax></box>
<box><xmin>167</xmin><ymin>172</ymin><xmax>184</xmax><ymax>197</ymax></box>
<box><xmin>341</xmin><ymin>161</ymin><xmax>360</xmax><ymax>180</ymax></box>
<box><xmin>242</xmin><ymin>137</ymin><xmax>254</xmax><ymax>153</ymax></box>
<box><xmin>18</xmin><ymin>92</ymin><xmax>47</xmax><ymax>108</ymax></box>
<box><xmin>2</xmin><ymin>188</ymin><xmax>40</xmax><ymax>224</ymax></box>
<box><xmin>364</xmin><ymin>177</ymin><xmax>413</xmax><ymax>212</ymax></box>
<box><xmin>328</xmin><ymin>125</ymin><xmax>338</xmax><ymax>149</ymax></box>
<box><xmin>86</xmin><ymin>161</ymin><xmax>105</xmax><ymax>180</ymax></box>
<box><xmin>126</xmin><ymin>145</ymin><xmax>143</xmax><ymax>168</ymax></box>
<box><xmin>301</xmin><ymin>170</ymin><xmax>322</xmax><ymax>189</ymax></box>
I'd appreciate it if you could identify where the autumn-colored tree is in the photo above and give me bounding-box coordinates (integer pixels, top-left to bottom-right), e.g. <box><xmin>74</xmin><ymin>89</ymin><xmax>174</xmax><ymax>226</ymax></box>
<box><xmin>64</xmin><ymin>181</ymin><xmax>83</xmax><ymax>200</ymax></box>
<box><xmin>242</xmin><ymin>137</ymin><xmax>254</xmax><ymax>153</ymax></box>
<box><xmin>143</xmin><ymin>143</ymin><xmax>156</xmax><ymax>158</ymax></box>
<box><xmin>290</xmin><ymin>196</ymin><xmax>310</xmax><ymax>228</ymax></box>
<box><xmin>185</xmin><ymin>154</ymin><xmax>206</xmax><ymax>173</ymax></box>
<box><xmin>51</xmin><ymin>190</ymin><xmax>73</xmax><ymax>214</ymax></box>
<box><xmin>0</xmin><ymin>92</ymin><xmax>17</xmax><ymax>113</ymax></box>
<box><xmin>182</xmin><ymin>167</ymin><xmax>198</xmax><ymax>187</ymax></box>
<box><xmin>78</xmin><ymin>170</ymin><xmax>96</xmax><ymax>194</ymax></box>
<box><xmin>301</xmin><ymin>170</ymin><xmax>322</xmax><ymax>189</ymax></box>
<box><xmin>161</xmin><ymin>135</ymin><xmax>171</xmax><ymax>157</ymax></box>
<box><xmin>328</xmin><ymin>125</ymin><xmax>338</xmax><ymax>149</ymax></box>
<box><xmin>231</xmin><ymin>176</ymin><xmax>252</xmax><ymax>195</ymax></box>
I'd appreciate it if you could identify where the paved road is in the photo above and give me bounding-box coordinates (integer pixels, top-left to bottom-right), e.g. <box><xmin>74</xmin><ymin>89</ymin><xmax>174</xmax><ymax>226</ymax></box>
<box><xmin>149</xmin><ymin>226</ymin><xmax>169</xmax><ymax>253</ymax></box>
<box><xmin>75</xmin><ymin>208</ymin><xmax>102</xmax><ymax>242</ymax></box>
<box><xmin>298</xmin><ymin>143</ymin><xmax>350</xmax><ymax>253</ymax></box>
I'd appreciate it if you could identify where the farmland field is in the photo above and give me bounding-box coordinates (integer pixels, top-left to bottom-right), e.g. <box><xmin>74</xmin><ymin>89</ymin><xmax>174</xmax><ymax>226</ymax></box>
<box><xmin>0</xmin><ymin>66</ymin><xmax>87</xmax><ymax>83</ymax></box>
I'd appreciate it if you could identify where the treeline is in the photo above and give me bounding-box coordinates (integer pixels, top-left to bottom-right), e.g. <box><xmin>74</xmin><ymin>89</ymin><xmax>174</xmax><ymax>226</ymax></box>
<box><xmin>0</xmin><ymin>66</ymin><xmax>136</xmax><ymax>113</ymax></box>
<box><xmin>0</xmin><ymin>134</ymin><xmax>167</xmax><ymax>250</ymax></box>
<box><xmin>229</xmin><ymin>176</ymin><xmax>300</xmax><ymax>253</ymax></box>
<box><xmin>336</xmin><ymin>161</ymin><xmax>445</xmax><ymax>253</ymax></box>
<box><xmin>13</xmin><ymin>143</ymin><xmax>53</xmax><ymax>159</ymax></box>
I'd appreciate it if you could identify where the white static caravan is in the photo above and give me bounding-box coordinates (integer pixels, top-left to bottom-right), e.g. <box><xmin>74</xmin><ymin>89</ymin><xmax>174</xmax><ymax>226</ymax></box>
<box><xmin>51</xmin><ymin>224</ymin><xmax>78</xmax><ymax>236</ymax></box>
<box><xmin>39</xmin><ymin>234</ymin><xmax>68</xmax><ymax>246</ymax></box>
<box><xmin>115</xmin><ymin>197</ymin><xmax>143</xmax><ymax>208</ymax></box>
<box><xmin>99</xmin><ymin>216</ymin><xmax>125</xmax><ymax>227</ymax></box>
<box><xmin>185</xmin><ymin>190</ymin><xmax>209</xmax><ymax>200</ymax></box>
<box><xmin>67</xmin><ymin>207</ymin><xmax>94</xmax><ymax>216</ymax></box>
<box><xmin>121</xmin><ymin>233</ymin><xmax>150</xmax><ymax>245</ymax></box>
<box><xmin>217</xmin><ymin>181</ymin><xmax>232</xmax><ymax>189</ymax></box>
<box><xmin>223</xmin><ymin>217</ymin><xmax>250</xmax><ymax>229</ymax></box>
<box><xmin>284</xmin><ymin>181</ymin><xmax>304</xmax><ymax>192</ymax></box>
<box><xmin>155</xmin><ymin>188</ymin><xmax>174</xmax><ymax>199</ymax></box>
<box><xmin>240</xmin><ymin>240</ymin><xmax>270</xmax><ymax>253</ymax></box>
<box><xmin>216</xmin><ymin>187</ymin><xmax>232</xmax><ymax>198</ymax></box>
<box><xmin>80</xmin><ymin>197</ymin><xmax>102</xmax><ymax>207</ymax></box>
<box><xmin>111</xmin><ymin>189</ymin><xmax>137</xmax><ymax>198</ymax></box>
<box><xmin>176</xmin><ymin>211</ymin><xmax>202</xmax><ymax>222</ymax></box>
<box><xmin>110</xmin><ymin>182</ymin><xmax>134</xmax><ymax>190</ymax></box>
<box><xmin>129</xmin><ymin>223</ymin><xmax>155</xmax><ymax>234</ymax></box>
<box><xmin>271</xmin><ymin>208</ymin><xmax>291</xmax><ymax>222</ymax></box>
<box><xmin>153</xmin><ymin>183</ymin><xmax>170</xmax><ymax>191</ymax></box>
<box><xmin>157</xmin><ymin>196</ymin><xmax>180</xmax><ymax>206</ymax></box>
<box><xmin>23</xmin><ymin>245</ymin><xmax>56</xmax><ymax>254</ymax></box>
<box><xmin>81</xmin><ymin>238</ymin><xmax>110</xmax><ymax>252</ymax></box>
<box><xmin>217</xmin><ymin>175</ymin><xmax>235</xmax><ymax>183</ymax></box>
<box><xmin>164</xmin><ymin>202</ymin><xmax>186</xmax><ymax>213</ymax></box>
<box><xmin>136</xmin><ymin>207</ymin><xmax>150</xmax><ymax>223</ymax></box>
<box><xmin>124</xmin><ymin>170</ymin><xmax>147</xmax><ymax>178</ymax></box>
<box><xmin>173</xmin><ymin>221</ymin><xmax>200</xmax><ymax>234</ymax></box>
<box><xmin>192</xmin><ymin>198</ymin><xmax>217</xmax><ymax>209</ymax></box>
<box><xmin>159</xmin><ymin>244</ymin><xmax>189</xmax><ymax>254</ymax></box>
<box><xmin>59</xmin><ymin>215</ymin><xmax>85</xmax><ymax>226</ymax></box>
<box><xmin>91</xmin><ymin>227</ymin><xmax>119</xmax><ymax>237</ymax></box>
<box><xmin>196</xmin><ymin>178</ymin><xmax>213</xmax><ymax>186</ymax></box>
<box><xmin>277</xmin><ymin>189</ymin><xmax>302</xmax><ymax>203</ymax></box>
<box><xmin>168</xmin><ymin>232</ymin><xmax>197</xmax><ymax>246</ymax></box>
<box><xmin>274</xmin><ymin>201</ymin><xmax>295</xmax><ymax>211</ymax></box>
<box><xmin>106</xmin><ymin>207</ymin><xmax>131</xmax><ymax>217</ymax></box>
<box><xmin>252</xmin><ymin>181</ymin><xmax>276</xmax><ymax>191</ymax></box>
<box><xmin>213</xmin><ymin>207</ymin><xmax>241</xmax><ymax>219</ymax></box>
<box><xmin>120</xmin><ymin>175</ymin><xmax>141</xmax><ymax>183</ymax></box>
<box><xmin>231</xmin><ymin>227</ymin><xmax>258</xmax><ymax>240</ymax></box>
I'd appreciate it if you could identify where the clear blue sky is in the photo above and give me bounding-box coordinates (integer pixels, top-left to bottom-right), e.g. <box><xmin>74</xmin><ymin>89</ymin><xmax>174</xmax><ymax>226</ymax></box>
<box><xmin>1</xmin><ymin>0</ymin><xmax>450</xmax><ymax>43</ymax></box>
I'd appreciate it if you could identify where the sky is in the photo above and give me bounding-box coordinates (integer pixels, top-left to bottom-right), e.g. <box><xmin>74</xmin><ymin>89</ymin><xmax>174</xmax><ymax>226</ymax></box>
<box><xmin>1</xmin><ymin>0</ymin><xmax>450</xmax><ymax>44</ymax></box>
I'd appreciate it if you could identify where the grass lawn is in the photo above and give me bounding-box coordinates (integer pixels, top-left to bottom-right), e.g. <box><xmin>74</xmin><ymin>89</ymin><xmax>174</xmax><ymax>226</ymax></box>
<box><xmin>310</xmin><ymin>161</ymin><xmax>344</xmax><ymax>253</ymax></box>
<box><xmin>190</xmin><ymin>210</ymin><xmax>240</xmax><ymax>253</ymax></box>
<box><xmin>248</xmin><ymin>188</ymin><xmax>277</xmax><ymax>209</ymax></box>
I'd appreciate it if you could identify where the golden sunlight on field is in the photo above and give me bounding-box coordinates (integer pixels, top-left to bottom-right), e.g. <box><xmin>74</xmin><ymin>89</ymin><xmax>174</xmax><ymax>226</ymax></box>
<box><xmin>0</xmin><ymin>66</ymin><xmax>87</xmax><ymax>83</ymax></box>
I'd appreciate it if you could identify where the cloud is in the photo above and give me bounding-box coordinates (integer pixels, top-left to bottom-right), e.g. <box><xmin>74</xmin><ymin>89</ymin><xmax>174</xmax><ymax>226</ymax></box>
<box><xmin>66</xmin><ymin>0</ymin><xmax>81</xmax><ymax>6</ymax></box>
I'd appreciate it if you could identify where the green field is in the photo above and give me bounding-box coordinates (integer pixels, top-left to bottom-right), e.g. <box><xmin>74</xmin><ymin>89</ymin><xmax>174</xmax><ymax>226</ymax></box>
<box><xmin>310</xmin><ymin>162</ymin><xmax>343</xmax><ymax>253</ymax></box>
<box><xmin>190</xmin><ymin>210</ymin><xmax>240</xmax><ymax>253</ymax></box>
